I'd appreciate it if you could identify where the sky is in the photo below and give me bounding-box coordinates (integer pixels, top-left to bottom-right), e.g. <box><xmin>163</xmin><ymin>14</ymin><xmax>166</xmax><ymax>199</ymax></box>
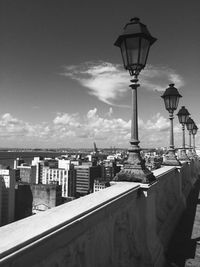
<box><xmin>0</xmin><ymin>0</ymin><xmax>200</xmax><ymax>149</ymax></box>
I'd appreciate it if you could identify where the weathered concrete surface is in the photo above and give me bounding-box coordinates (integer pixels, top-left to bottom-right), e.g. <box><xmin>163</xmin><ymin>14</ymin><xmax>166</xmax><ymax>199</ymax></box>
<box><xmin>165</xmin><ymin>160</ymin><xmax>200</xmax><ymax>267</ymax></box>
<box><xmin>184</xmin><ymin>174</ymin><xmax>200</xmax><ymax>267</ymax></box>
<box><xmin>0</xmin><ymin>161</ymin><xmax>199</xmax><ymax>267</ymax></box>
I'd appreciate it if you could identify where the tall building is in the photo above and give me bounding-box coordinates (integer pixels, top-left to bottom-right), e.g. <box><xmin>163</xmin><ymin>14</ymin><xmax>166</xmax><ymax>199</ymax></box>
<box><xmin>75</xmin><ymin>165</ymin><xmax>102</xmax><ymax>196</ymax></box>
<box><xmin>17</xmin><ymin>165</ymin><xmax>37</xmax><ymax>184</ymax></box>
<box><xmin>41</xmin><ymin>165</ymin><xmax>76</xmax><ymax>198</ymax></box>
<box><xmin>14</xmin><ymin>157</ymin><xmax>25</xmax><ymax>169</ymax></box>
<box><xmin>44</xmin><ymin>159</ymin><xmax>58</xmax><ymax>169</ymax></box>
<box><xmin>17</xmin><ymin>165</ymin><xmax>31</xmax><ymax>183</ymax></box>
<box><xmin>0</xmin><ymin>169</ymin><xmax>16</xmax><ymax>226</ymax></box>
<box><xmin>13</xmin><ymin>168</ymin><xmax>20</xmax><ymax>182</ymax></box>
<box><xmin>0</xmin><ymin>178</ymin><xmax>3</xmax><ymax>226</ymax></box>
<box><xmin>31</xmin><ymin>157</ymin><xmax>59</xmax><ymax>184</ymax></box>
<box><xmin>30</xmin><ymin>165</ymin><xmax>37</xmax><ymax>184</ymax></box>
<box><xmin>101</xmin><ymin>165</ymin><xmax>113</xmax><ymax>181</ymax></box>
<box><xmin>58</xmin><ymin>158</ymin><xmax>71</xmax><ymax>169</ymax></box>
<box><xmin>15</xmin><ymin>183</ymin><xmax>33</xmax><ymax>221</ymax></box>
<box><xmin>101</xmin><ymin>161</ymin><xmax>121</xmax><ymax>180</ymax></box>
<box><xmin>31</xmin><ymin>157</ymin><xmax>43</xmax><ymax>184</ymax></box>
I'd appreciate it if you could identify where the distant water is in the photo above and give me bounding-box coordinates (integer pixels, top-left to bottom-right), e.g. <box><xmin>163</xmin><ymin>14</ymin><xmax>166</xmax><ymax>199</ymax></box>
<box><xmin>0</xmin><ymin>151</ymin><xmax>64</xmax><ymax>168</ymax></box>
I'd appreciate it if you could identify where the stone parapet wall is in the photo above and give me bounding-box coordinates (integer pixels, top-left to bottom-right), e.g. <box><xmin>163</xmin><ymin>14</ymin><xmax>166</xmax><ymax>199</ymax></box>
<box><xmin>154</xmin><ymin>166</ymin><xmax>183</xmax><ymax>248</ymax></box>
<box><xmin>0</xmin><ymin>159</ymin><xmax>199</xmax><ymax>267</ymax></box>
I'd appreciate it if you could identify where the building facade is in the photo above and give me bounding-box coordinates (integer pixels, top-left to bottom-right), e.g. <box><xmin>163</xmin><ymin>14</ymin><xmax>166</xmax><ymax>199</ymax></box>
<box><xmin>93</xmin><ymin>179</ymin><xmax>110</xmax><ymax>192</ymax></box>
<box><xmin>41</xmin><ymin>166</ymin><xmax>76</xmax><ymax>198</ymax></box>
<box><xmin>17</xmin><ymin>165</ymin><xmax>37</xmax><ymax>184</ymax></box>
<box><xmin>75</xmin><ymin>165</ymin><xmax>102</xmax><ymax>196</ymax></box>
<box><xmin>31</xmin><ymin>184</ymin><xmax>62</xmax><ymax>214</ymax></box>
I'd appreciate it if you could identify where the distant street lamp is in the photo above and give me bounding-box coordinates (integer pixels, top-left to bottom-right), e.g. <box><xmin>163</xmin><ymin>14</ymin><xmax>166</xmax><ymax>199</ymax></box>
<box><xmin>186</xmin><ymin>117</ymin><xmax>195</xmax><ymax>158</ymax></box>
<box><xmin>177</xmin><ymin>106</ymin><xmax>190</xmax><ymax>161</ymax></box>
<box><xmin>161</xmin><ymin>83</ymin><xmax>182</xmax><ymax>165</ymax></box>
<box><xmin>192</xmin><ymin>124</ymin><xmax>198</xmax><ymax>156</ymax></box>
<box><xmin>113</xmin><ymin>17</ymin><xmax>156</xmax><ymax>183</ymax></box>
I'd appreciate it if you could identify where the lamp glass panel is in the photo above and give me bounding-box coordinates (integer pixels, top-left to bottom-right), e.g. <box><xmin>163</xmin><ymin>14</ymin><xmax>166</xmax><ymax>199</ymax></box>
<box><xmin>120</xmin><ymin>40</ymin><xmax>128</xmax><ymax>69</ymax></box>
<box><xmin>171</xmin><ymin>96</ymin><xmax>179</xmax><ymax>111</ymax></box>
<box><xmin>170</xmin><ymin>96</ymin><xmax>175</xmax><ymax>110</ymax></box>
<box><xmin>183</xmin><ymin>114</ymin><xmax>189</xmax><ymax>124</ymax></box>
<box><xmin>164</xmin><ymin>96</ymin><xmax>170</xmax><ymax>111</ymax></box>
<box><xmin>178</xmin><ymin>114</ymin><xmax>183</xmax><ymax>124</ymax></box>
<box><xmin>139</xmin><ymin>38</ymin><xmax>150</xmax><ymax>67</ymax></box>
<box><xmin>163</xmin><ymin>95</ymin><xmax>180</xmax><ymax>112</ymax></box>
<box><xmin>192</xmin><ymin>128</ymin><xmax>197</xmax><ymax>135</ymax></box>
<box><xmin>175</xmin><ymin>97</ymin><xmax>180</xmax><ymax>110</ymax></box>
<box><xmin>179</xmin><ymin>114</ymin><xmax>189</xmax><ymax>124</ymax></box>
<box><xmin>187</xmin><ymin>121</ymin><xmax>194</xmax><ymax>130</ymax></box>
<box><xmin>125</xmin><ymin>37</ymin><xmax>140</xmax><ymax>68</ymax></box>
<box><xmin>169</xmin><ymin>96</ymin><xmax>175</xmax><ymax>111</ymax></box>
<box><xmin>189</xmin><ymin>124</ymin><xmax>194</xmax><ymax>130</ymax></box>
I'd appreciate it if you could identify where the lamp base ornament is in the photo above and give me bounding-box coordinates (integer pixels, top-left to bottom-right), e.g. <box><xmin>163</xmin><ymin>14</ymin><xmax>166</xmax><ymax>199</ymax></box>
<box><xmin>178</xmin><ymin>149</ymin><xmax>190</xmax><ymax>162</ymax></box>
<box><xmin>187</xmin><ymin>149</ymin><xmax>195</xmax><ymax>160</ymax></box>
<box><xmin>113</xmin><ymin>148</ymin><xmax>156</xmax><ymax>184</ymax></box>
<box><xmin>162</xmin><ymin>149</ymin><xmax>181</xmax><ymax>166</ymax></box>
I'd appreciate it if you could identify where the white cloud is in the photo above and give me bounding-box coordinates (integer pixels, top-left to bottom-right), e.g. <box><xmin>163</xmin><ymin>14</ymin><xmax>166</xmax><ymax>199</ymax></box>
<box><xmin>63</xmin><ymin>61</ymin><xmax>128</xmax><ymax>105</ymax></box>
<box><xmin>86</xmin><ymin>108</ymin><xmax>98</xmax><ymax>120</ymax></box>
<box><xmin>53</xmin><ymin>113</ymin><xmax>80</xmax><ymax>127</ymax></box>
<box><xmin>0</xmin><ymin>113</ymin><xmax>29</xmax><ymax>137</ymax></box>
<box><xmin>1</xmin><ymin>113</ymin><xmax>20</xmax><ymax>126</ymax></box>
<box><xmin>145</xmin><ymin>113</ymin><xmax>170</xmax><ymax>131</ymax></box>
<box><xmin>62</xmin><ymin>61</ymin><xmax>185</xmax><ymax>105</ymax></box>
<box><xmin>0</xmin><ymin>113</ymin><xmax>52</xmax><ymax>140</ymax></box>
<box><xmin>51</xmin><ymin>108</ymin><xmax>180</xmax><ymax>148</ymax></box>
<box><xmin>0</xmin><ymin>110</ymin><xmax>183</xmax><ymax>148</ymax></box>
<box><xmin>141</xmin><ymin>65</ymin><xmax>185</xmax><ymax>92</ymax></box>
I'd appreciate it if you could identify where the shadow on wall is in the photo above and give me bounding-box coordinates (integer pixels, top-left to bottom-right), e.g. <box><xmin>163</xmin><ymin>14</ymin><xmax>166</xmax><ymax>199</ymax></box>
<box><xmin>166</xmin><ymin>176</ymin><xmax>200</xmax><ymax>267</ymax></box>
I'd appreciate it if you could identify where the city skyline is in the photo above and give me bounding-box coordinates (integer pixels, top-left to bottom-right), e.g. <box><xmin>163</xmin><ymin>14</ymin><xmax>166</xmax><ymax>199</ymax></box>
<box><xmin>1</xmin><ymin>0</ymin><xmax>200</xmax><ymax>148</ymax></box>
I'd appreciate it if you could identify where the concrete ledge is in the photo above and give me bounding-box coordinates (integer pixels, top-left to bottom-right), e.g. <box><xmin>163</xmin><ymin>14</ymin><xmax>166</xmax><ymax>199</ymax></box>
<box><xmin>0</xmin><ymin>182</ymin><xmax>140</xmax><ymax>262</ymax></box>
<box><xmin>153</xmin><ymin>165</ymin><xmax>177</xmax><ymax>179</ymax></box>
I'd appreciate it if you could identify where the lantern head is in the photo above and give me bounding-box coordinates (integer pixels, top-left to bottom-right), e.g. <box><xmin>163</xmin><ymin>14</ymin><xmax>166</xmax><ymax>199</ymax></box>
<box><xmin>186</xmin><ymin>117</ymin><xmax>195</xmax><ymax>131</ymax></box>
<box><xmin>192</xmin><ymin>124</ymin><xmax>198</xmax><ymax>135</ymax></box>
<box><xmin>177</xmin><ymin>106</ymin><xmax>190</xmax><ymax>124</ymax></box>
<box><xmin>161</xmin><ymin>84</ymin><xmax>182</xmax><ymax>113</ymax></box>
<box><xmin>114</xmin><ymin>17</ymin><xmax>157</xmax><ymax>76</ymax></box>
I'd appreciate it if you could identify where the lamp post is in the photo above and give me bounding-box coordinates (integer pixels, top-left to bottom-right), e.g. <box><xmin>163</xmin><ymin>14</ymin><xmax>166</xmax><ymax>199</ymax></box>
<box><xmin>192</xmin><ymin>124</ymin><xmax>198</xmax><ymax>156</ymax></box>
<box><xmin>186</xmin><ymin>117</ymin><xmax>195</xmax><ymax>158</ymax></box>
<box><xmin>113</xmin><ymin>17</ymin><xmax>156</xmax><ymax>183</ymax></box>
<box><xmin>161</xmin><ymin>84</ymin><xmax>182</xmax><ymax>166</ymax></box>
<box><xmin>177</xmin><ymin>106</ymin><xmax>190</xmax><ymax>161</ymax></box>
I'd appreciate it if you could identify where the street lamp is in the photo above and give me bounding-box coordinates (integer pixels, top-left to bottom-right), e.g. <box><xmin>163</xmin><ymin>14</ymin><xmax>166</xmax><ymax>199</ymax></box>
<box><xmin>192</xmin><ymin>124</ymin><xmax>198</xmax><ymax>156</ymax></box>
<box><xmin>161</xmin><ymin>83</ymin><xmax>182</xmax><ymax>165</ymax></box>
<box><xmin>186</xmin><ymin>117</ymin><xmax>195</xmax><ymax>158</ymax></box>
<box><xmin>113</xmin><ymin>17</ymin><xmax>156</xmax><ymax>183</ymax></box>
<box><xmin>177</xmin><ymin>106</ymin><xmax>190</xmax><ymax>161</ymax></box>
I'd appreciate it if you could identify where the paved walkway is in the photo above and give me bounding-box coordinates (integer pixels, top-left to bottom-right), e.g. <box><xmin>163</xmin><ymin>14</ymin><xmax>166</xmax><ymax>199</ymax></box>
<box><xmin>166</xmin><ymin>178</ymin><xmax>200</xmax><ymax>267</ymax></box>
